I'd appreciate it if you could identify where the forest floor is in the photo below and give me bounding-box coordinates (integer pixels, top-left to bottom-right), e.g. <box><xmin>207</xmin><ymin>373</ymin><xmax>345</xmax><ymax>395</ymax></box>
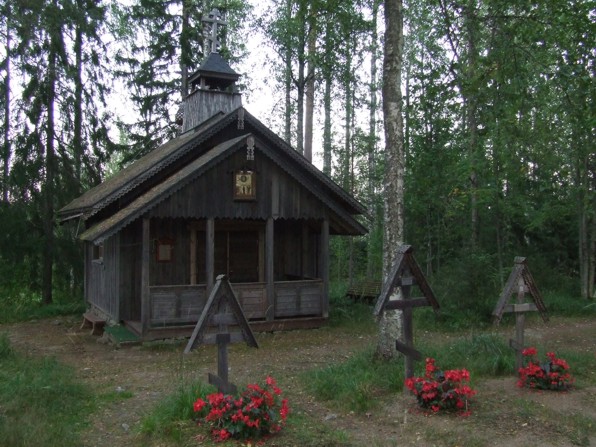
<box><xmin>3</xmin><ymin>314</ymin><xmax>595</xmax><ymax>447</ymax></box>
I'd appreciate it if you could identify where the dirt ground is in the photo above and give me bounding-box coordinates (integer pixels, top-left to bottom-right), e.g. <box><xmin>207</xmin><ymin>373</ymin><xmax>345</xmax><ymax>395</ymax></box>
<box><xmin>3</xmin><ymin>315</ymin><xmax>596</xmax><ymax>447</ymax></box>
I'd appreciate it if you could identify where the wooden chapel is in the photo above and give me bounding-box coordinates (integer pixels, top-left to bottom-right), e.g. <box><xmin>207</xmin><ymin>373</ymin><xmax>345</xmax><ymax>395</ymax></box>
<box><xmin>59</xmin><ymin>10</ymin><xmax>367</xmax><ymax>340</ymax></box>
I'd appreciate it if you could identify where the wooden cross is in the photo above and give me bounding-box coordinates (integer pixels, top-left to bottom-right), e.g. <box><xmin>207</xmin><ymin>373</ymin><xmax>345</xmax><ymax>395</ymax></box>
<box><xmin>210</xmin><ymin>333</ymin><xmax>236</xmax><ymax>394</ymax></box>
<box><xmin>374</xmin><ymin>245</ymin><xmax>440</xmax><ymax>379</ymax></box>
<box><xmin>492</xmin><ymin>257</ymin><xmax>548</xmax><ymax>370</ymax></box>
<box><xmin>202</xmin><ymin>9</ymin><xmax>226</xmax><ymax>54</ymax></box>
<box><xmin>185</xmin><ymin>275</ymin><xmax>258</xmax><ymax>394</ymax></box>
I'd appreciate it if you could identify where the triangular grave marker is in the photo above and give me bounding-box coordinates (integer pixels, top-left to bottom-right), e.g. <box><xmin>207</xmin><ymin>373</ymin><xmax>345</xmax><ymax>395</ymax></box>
<box><xmin>492</xmin><ymin>257</ymin><xmax>548</xmax><ymax>325</ymax></box>
<box><xmin>492</xmin><ymin>257</ymin><xmax>548</xmax><ymax>371</ymax></box>
<box><xmin>373</xmin><ymin>245</ymin><xmax>439</xmax><ymax>379</ymax></box>
<box><xmin>184</xmin><ymin>275</ymin><xmax>258</xmax><ymax>394</ymax></box>
<box><xmin>374</xmin><ymin>245</ymin><xmax>439</xmax><ymax>316</ymax></box>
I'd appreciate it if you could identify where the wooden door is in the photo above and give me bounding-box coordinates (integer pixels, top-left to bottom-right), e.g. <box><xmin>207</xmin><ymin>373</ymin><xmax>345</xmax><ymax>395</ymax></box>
<box><xmin>196</xmin><ymin>228</ymin><xmax>260</xmax><ymax>283</ymax></box>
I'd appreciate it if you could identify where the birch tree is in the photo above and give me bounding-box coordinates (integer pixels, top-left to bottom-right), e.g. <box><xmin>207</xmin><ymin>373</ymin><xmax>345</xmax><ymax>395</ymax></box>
<box><xmin>377</xmin><ymin>0</ymin><xmax>405</xmax><ymax>360</ymax></box>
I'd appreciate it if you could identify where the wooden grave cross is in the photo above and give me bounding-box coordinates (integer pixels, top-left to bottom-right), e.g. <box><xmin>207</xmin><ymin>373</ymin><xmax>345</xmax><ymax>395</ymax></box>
<box><xmin>492</xmin><ymin>257</ymin><xmax>548</xmax><ymax>370</ymax></box>
<box><xmin>373</xmin><ymin>245</ymin><xmax>440</xmax><ymax>379</ymax></box>
<box><xmin>184</xmin><ymin>275</ymin><xmax>258</xmax><ymax>394</ymax></box>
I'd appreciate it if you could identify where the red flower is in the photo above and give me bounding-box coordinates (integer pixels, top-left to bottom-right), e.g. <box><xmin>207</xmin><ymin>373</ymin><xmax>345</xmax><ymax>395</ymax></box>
<box><xmin>212</xmin><ymin>428</ymin><xmax>231</xmax><ymax>442</ymax></box>
<box><xmin>194</xmin><ymin>377</ymin><xmax>289</xmax><ymax>442</ymax></box>
<box><xmin>193</xmin><ymin>398</ymin><xmax>206</xmax><ymax>413</ymax></box>
<box><xmin>405</xmin><ymin>358</ymin><xmax>476</xmax><ymax>415</ymax></box>
<box><xmin>518</xmin><ymin>349</ymin><xmax>574</xmax><ymax>391</ymax></box>
<box><xmin>522</xmin><ymin>347</ymin><xmax>537</xmax><ymax>357</ymax></box>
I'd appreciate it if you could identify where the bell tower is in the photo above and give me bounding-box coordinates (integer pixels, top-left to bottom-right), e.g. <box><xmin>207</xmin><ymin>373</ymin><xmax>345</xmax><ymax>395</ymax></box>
<box><xmin>180</xmin><ymin>9</ymin><xmax>242</xmax><ymax>133</ymax></box>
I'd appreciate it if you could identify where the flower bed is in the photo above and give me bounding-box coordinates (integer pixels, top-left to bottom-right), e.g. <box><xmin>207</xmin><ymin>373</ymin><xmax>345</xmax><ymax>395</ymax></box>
<box><xmin>193</xmin><ymin>376</ymin><xmax>289</xmax><ymax>442</ymax></box>
<box><xmin>405</xmin><ymin>358</ymin><xmax>476</xmax><ymax>415</ymax></box>
<box><xmin>518</xmin><ymin>347</ymin><xmax>574</xmax><ymax>391</ymax></box>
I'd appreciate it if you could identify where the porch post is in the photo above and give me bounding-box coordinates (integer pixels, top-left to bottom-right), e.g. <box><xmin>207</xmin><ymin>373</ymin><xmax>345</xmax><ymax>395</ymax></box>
<box><xmin>301</xmin><ymin>224</ymin><xmax>309</xmax><ymax>277</ymax></box>
<box><xmin>141</xmin><ymin>217</ymin><xmax>150</xmax><ymax>337</ymax></box>
<box><xmin>190</xmin><ymin>226</ymin><xmax>197</xmax><ymax>285</ymax></box>
<box><xmin>320</xmin><ymin>218</ymin><xmax>330</xmax><ymax>318</ymax></box>
<box><xmin>206</xmin><ymin>218</ymin><xmax>215</xmax><ymax>294</ymax></box>
<box><xmin>265</xmin><ymin>217</ymin><xmax>275</xmax><ymax>321</ymax></box>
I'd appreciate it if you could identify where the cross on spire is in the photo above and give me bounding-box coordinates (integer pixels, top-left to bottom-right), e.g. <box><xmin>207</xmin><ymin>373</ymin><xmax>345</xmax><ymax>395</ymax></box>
<box><xmin>202</xmin><ymin>9</ymin><xmax>226</xmax><ymax>54</ymax></box>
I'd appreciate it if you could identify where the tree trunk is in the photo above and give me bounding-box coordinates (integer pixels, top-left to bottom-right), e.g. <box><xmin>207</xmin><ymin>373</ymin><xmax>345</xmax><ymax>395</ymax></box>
<box><xmin>180</xmin><ymin>0</ymin><xmax>190</xmax><ymax>98</ymax></box>
<box><xmin>294</xmin><ymin>0</ymin><xmax>308</xmax><ymax>155</ymax></box>
<box><xmin>464</xmin><ymin>1</ymin><xmax>480</xmax><ymax>248</ymax></box>
<box><xmin>2</xmin><ymin>7</ymin><xmax>10</xmax><ymax>203</ymax></box>
<box><xmin>377</xmin><ymin>0</ymin><xmax>405</xmax><ymax>360</ymax></box>
<box><xmin>42</xmin><ymin>34</ymin><xmax>57</xmax><ymax>306</ymax></box>
<box><xmin>284</xmin><ymin>50</ymin><xmax>292</xmax><ymax>145</ymax></box>
<box><xmin>578</xmin><ymin>148</ymin><xmax>591</xmax><ymax>299</ymax></box>
<box><xmin>366</xmin><ymin>0</ymin><xmax>381</xmax><ymax>278</ymax></box>
<box><xmin>343</xmin><ymin>41</ymin><xmax>352</xmax><ymax>190</ymax></box>
<box><xmin>283</xmin><ymin>0</ymin><xmax>293</xmax><ymax>145</ymax></box>
<box><xmin>304</xmin><ymin>17</ymin><xmax>316</xmax><ymax>163</ymax></box>
<box><xmin>322</xmin><ymin>18</ymin><xmax>333</xmax><ymax>176</ymax></box>
<box><xmin>73</xmin><ymin>16</ymin><xmax>83</xmax><ymax>191</ymax></box>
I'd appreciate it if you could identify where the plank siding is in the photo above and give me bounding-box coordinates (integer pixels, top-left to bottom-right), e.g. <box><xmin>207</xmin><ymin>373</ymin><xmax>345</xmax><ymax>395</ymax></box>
<box><xmin>148</xmin><ymin>151</ymin><xmax>327</xmax><ymax>221</ymax></box>
<box><xmin>87</xmin><ymin>233</ymin><xmax>119</xmax><ymax>319</ymax></box>
<box><xmin>150</xmin><ymin>218</ymin><xmax>190</xmax><ymax>286</ymax></box>
<box><xmin>148</xmin><ymin>281</ymin><xmax>322</xmax><ymax>326</ymax></box>
<box><xmin>181</xmin><ymin>90</ymin><xmax>242</xmax><ymax>132</ymax></box>
<box><xmin>274</xmin><ymin>280</ymin><xmax>323</xmax><ymax>317</ymax></box>
<box><xmin>119</xmin><ymin>222</ymin><xmax>142</xmax><ymax>321</ymax></box>
<box><xmin>150</xmin><ymin>285</ymin><xmax>207</xmax><ymax>325</ymax></box>
<box><xmin>87</xmin><ymin>246</ymin><xmax>105</xmax><ymax>311</ymax></box>
<box><xmin>233</xmin><ymin>283</ymin><xmax>267</xmax><ymax>319</ymax></box>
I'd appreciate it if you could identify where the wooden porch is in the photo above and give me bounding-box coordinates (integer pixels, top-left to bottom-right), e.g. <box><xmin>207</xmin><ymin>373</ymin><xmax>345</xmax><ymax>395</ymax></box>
<box><xmin>125</xmin><ymin>279</ymin><xmax>327</xmax><ymax>340</ymax></box>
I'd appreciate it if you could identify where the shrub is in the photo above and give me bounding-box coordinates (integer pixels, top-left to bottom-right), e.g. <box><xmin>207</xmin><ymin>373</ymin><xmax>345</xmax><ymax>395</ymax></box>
<box><xmin>518</xmin><ymin>347</ymin><xmax>574</xmax><ymax>391</ymax></box>
<box><xmin>193</xmin><ymin>376</ymin><xmax>289</xmax><ymax>442</ymax></box>
<box><xmin>405</xmin><ymin>357</ymin><xmax>476</xmax><ymax>415</ymax></box>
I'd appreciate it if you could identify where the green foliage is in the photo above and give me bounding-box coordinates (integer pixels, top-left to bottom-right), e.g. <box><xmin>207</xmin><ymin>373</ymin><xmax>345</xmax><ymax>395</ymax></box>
<box><xmin>304</xmin><ymin>333</ymin><xmax>514</xmax><ymax>414</ymax></box>
<box><xmin>0</xmin><ymin>337</ymin><xmax>92</xmax><ymax>447</ymax></box>
<box><xmin>553</xmin><ymin>349</ymin><xmax>596</xmax><ymax>388</ymax></box>
<box><xmin>0</xmin><ymin>332</ymin><xmax>14</xmax><ymax>359</ymax></box>
<box><xmin>283</xmin><ymin>412</ymin><xmax>351</xmax><ymax>446</ymax></box>
<box><xmin>420</xmin><ymin>333</ymin><xmax>515</xmax><ymax>378</ymax></box>
<box><xmin>303</xmin><ymin>348</ymin><xmax>403</xmax><ymax>413</ymax></box>
<box><xmin>542</xmin><ymin>292</ymin><xmax>596</xmax><ymax>318</ymax></box>
<box><xmin>327</xmin><ymin>281</ymin><xmax>376</xmax><ymax>331</ymax></box>
<box><xmin>139</xmin><ymin>381</ymin><xmax>216</xmax><ymax>441</ymax></box>
<box><xmin>0</xmin><ymin>301</ymin><xmax>85</xmax><ymax>324</ymax></box>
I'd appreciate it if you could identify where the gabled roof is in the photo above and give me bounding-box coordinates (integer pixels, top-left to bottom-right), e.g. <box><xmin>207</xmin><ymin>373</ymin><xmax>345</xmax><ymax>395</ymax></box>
<box><xmin>63</xmin><ymin>106</ymin><xmax>368</xmax><ymax>242</ymax></box>
<box><xmin>80</xmin><ymin>134</ymin><xmax>248</xmax><ymax>243</ymax></box>
<box><xmin>58</xmin><ymin>112</ymin><xmax>230</xmax><ymax>219</ymax></box>
<box><xmin>60</xmin><ymin>106</ymin><xmax>366</xmax><ymax>221</ymax></box>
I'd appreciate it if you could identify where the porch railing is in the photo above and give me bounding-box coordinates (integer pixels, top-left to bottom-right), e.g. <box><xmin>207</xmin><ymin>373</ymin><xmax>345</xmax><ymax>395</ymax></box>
<box><xmin>149</xmin><ymin>279</ymin><xmax>323</xmax><ymax>327</ymax></box>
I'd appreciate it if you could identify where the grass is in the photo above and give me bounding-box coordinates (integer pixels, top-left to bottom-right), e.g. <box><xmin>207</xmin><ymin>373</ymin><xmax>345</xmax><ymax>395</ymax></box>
<box><xmin>139</xmin><ymin>380</ymin><xmax>216</xmax><ymax>442</ymax></box>
<box><xmin>0</xmin><ymin>332</ymin><xmax>93</xmax><ymax>447</ymax></box>
<box><xmin>303</xmin><ymin>348</ymin><xmax>403</xmax><ymax>413</ymax></box>
<box><xmin>2</xmin><ymin>280</ymin><xmax>590</xmax><ymax>446</ymax></box>
<box><xmin>139</xmin><ymin>379</ymin><xmax>354</xmax><ymax>447</ymax></box>
<box><xmin>0</xmin><ymin>300</ymin><xmax>86</xmax><ymax>324</ymax></box>
<box><xmin>419</xmin><ymin>332</ymin><xmax>515</xmax><ymax>377</ymax></box>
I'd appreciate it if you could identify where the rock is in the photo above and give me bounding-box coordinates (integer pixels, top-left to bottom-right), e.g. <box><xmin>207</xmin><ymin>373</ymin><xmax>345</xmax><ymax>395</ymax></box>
<box><xmin>121</xmin><ymin>423</ymin><xmax>130</xmax><ymax>432</ymax></box>
<box><xmin>324</xmin><ymin>413</ymin><xmax>338</xmax><ymax>421</ymax></box>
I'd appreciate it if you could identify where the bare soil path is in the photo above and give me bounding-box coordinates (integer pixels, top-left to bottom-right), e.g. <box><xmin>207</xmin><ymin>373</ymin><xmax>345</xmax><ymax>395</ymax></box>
<box><xmin>3</xmin><ymin>315</ymin><xmax>595</xmax><ymax>446</ymax></box>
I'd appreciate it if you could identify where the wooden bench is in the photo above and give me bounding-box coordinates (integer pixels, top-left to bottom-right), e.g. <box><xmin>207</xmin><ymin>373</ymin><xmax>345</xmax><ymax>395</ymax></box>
<box><xmin>80</xmin><ymin>311</ymin><xmax>107</xmax><ymax>336</ymax></box>
<box><xmin>346</xmin><ymin>280</ymin><xmax>382</xmax><ymax>302</ymax></box>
